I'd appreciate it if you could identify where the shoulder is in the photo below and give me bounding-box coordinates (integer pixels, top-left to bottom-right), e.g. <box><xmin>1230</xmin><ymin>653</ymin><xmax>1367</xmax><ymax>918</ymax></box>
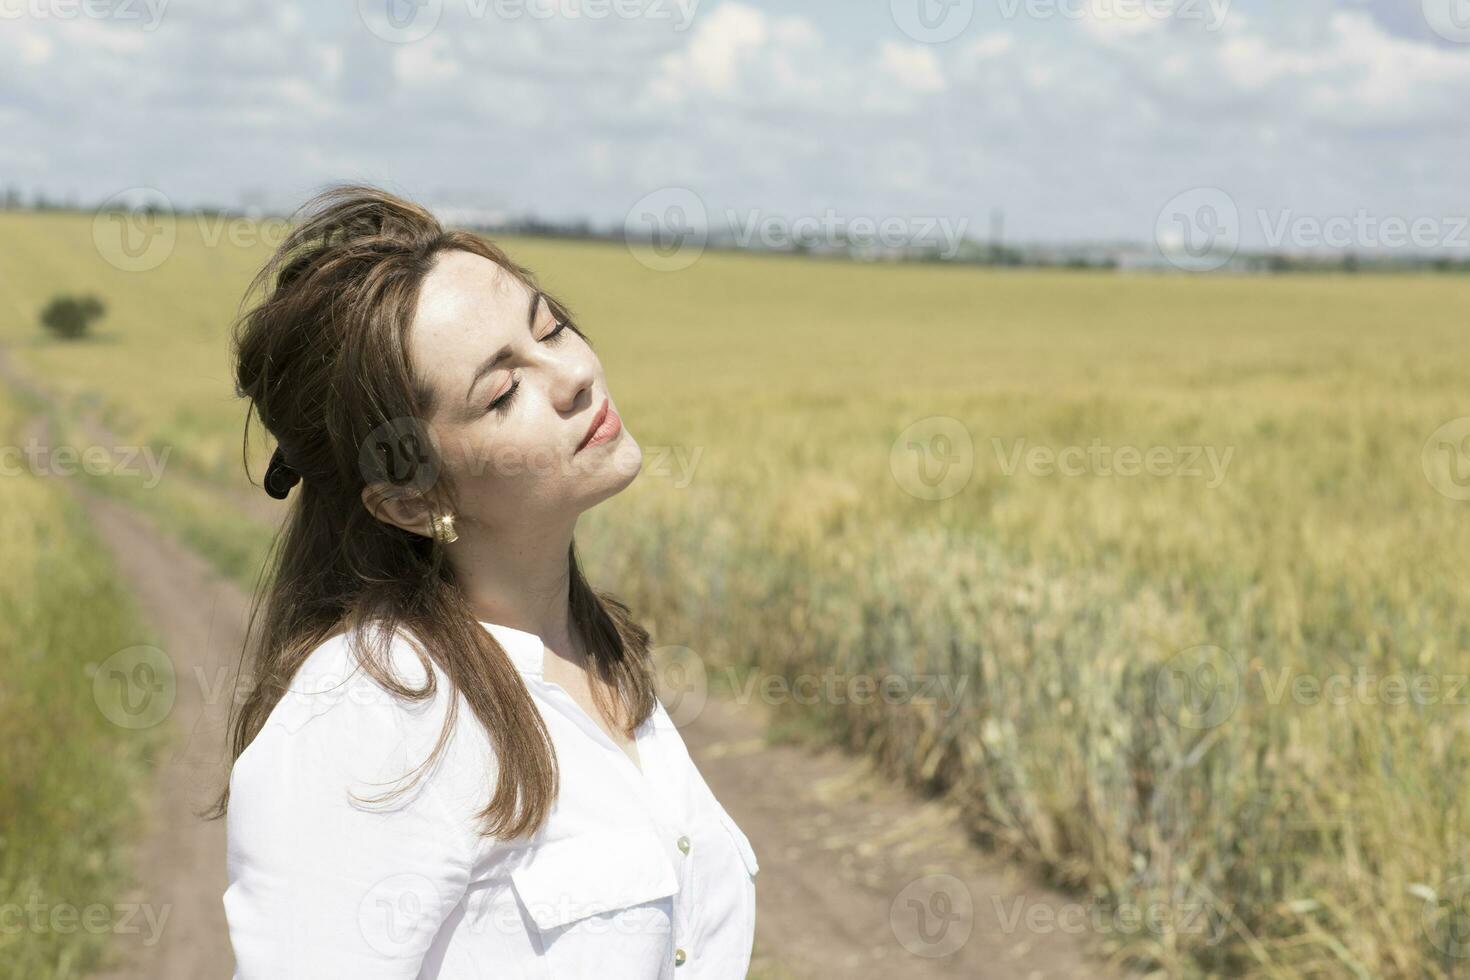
<box><xmin>262</xmin><ymin>622</ymin><xmax>446</xmax><ymax>736</ymax></box>
<box><xmin>223</xmin><ymin>625</ymin><xmax>491</xmax><ymax>970</ymax></box>
<box><xmin>233</xmin><ymin>622</ymin><xmax>496</xmax><ymax>818</ymax></box>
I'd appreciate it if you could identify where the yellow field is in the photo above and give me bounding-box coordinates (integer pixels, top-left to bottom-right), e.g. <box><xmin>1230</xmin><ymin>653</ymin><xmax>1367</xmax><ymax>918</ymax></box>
<box><xmin>0</xmin><ymin>379</ymin><xmax>163</xmax><ymax>977</ymax></box>
<box><xmin>4</xmin><ymin>211</ymin><xmax>1470</xmax><ymax>976</ymax></box>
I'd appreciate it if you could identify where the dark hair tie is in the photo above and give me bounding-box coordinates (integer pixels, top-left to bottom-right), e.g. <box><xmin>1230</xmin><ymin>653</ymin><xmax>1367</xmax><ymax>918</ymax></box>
<box><xmin>263</xmin><ymin>445</ymin><xmax>302</xmax><ymax>499</ymax></box>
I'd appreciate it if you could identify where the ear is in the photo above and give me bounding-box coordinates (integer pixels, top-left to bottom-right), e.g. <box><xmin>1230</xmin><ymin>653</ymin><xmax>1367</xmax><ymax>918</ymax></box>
<box><xmin>361</xmin><ymin>482</ymin><xmax>433</xmax><ymax>538</ymax></box>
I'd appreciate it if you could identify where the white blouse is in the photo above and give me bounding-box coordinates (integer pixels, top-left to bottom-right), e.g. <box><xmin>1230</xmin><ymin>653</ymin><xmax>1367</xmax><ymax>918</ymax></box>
<box><xmin>223</xmin><ymin>620</ymin><xmax>759</xmax><ymax>978</ymax></box>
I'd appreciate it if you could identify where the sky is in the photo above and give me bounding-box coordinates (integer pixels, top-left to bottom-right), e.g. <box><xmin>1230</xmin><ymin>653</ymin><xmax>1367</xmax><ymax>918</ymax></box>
<box><xmin>3</xmin><ymin>0</ymin><xmax>1469</xmax><ymax>251</ymax></box>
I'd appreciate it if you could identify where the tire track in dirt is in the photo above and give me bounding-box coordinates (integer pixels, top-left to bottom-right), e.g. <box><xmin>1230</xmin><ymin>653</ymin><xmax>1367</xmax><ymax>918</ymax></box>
<box><xmin>81</xmin><ymin>483</ymin><xmax>246</xmax><ymax>980</ymax></box>
<box><xmin>7</xmin><ymin>352</ymin><xmax>1113</xmax><ymax>979</ymax></box>
<box><xmin>19</xmin><ymin>408</ymin><xmax>244</xmax><ymax>979</ymax></box>
<box><xmin>684</xmin><ymin>699</ymin><xmax>1109</xmax><ymax>979</ymax></box>
<box><xmin>0</xmin><ymin>345</ymin><xmax>287</xmax><ymax>529</ymax></box>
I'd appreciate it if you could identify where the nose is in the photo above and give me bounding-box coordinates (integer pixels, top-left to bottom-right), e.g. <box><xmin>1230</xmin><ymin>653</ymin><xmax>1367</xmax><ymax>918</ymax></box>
<box><xmin>553</xmin><ymin>353</ymin><xmax>596</xmax><ymax>416</ymax></box>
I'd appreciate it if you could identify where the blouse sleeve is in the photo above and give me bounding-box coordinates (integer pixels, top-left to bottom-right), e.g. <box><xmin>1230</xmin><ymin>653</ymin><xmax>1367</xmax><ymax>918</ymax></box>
<box><xmin>223</xmin><ymin>636</ymin><xmax>483</xmax><ymax>979</ymax></box>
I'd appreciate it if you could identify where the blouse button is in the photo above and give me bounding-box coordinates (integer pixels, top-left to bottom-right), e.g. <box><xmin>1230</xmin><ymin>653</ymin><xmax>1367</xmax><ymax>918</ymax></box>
<box><xmin>674</xmin><ymin>947</ymin><xmax>688</xmax><ymax>966</ymax></box>
<box><xmin>676</xmin><ymin>835</ymin><xmax>691</xmax><ymax>855</ymax></box>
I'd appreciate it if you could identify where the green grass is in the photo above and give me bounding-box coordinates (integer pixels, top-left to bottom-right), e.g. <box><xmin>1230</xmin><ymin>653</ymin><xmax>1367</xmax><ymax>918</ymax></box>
<box><xmin>5</xmin><ymin>211</ymin><xmax>1470</xmax><ymax>976</ymax></box>
<box><xmin>0</xmin><ymin>385</ymin><xmax>163</xmax><ymax>979</ymax></box>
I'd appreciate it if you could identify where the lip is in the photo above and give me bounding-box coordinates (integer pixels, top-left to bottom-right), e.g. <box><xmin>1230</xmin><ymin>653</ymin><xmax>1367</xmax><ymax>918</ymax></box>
<box><xmin>575</xmin><ymin>398</ymin><xmax>620</xmax><ymax>454</ymax></box>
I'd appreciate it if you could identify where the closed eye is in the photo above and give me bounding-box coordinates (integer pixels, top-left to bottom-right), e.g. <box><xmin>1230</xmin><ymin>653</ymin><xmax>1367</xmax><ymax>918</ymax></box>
<box><xmin>489</xmin><ymin>377</ymin><xmax>520</xmax><ymax>415</ymax></box>
<box><xmin>487</xmin><ymin>320</ymin><xmax>571</xmax><ymax>414</ymax></box>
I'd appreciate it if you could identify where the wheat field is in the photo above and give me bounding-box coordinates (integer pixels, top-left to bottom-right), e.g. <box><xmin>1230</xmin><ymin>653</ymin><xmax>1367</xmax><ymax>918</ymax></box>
<box><xmin>4</xmin><ymin>210</ymin><xmax>1470</xmax><ymax>976</ymax></box>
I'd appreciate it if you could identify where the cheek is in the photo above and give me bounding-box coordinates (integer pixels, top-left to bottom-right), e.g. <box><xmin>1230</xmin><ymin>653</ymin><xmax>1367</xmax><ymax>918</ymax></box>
<box><xmin>442</xmin><ymin>423</ymin><xmax>566</xmax><ymax>501</ymax></box>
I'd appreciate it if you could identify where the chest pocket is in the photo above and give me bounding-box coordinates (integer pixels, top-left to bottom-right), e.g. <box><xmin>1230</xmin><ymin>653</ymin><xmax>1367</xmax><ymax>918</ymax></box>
<box><xmin>509</xmin><ymin>828</ymin><xmax>680</xmax><ymax>974</ymax></box>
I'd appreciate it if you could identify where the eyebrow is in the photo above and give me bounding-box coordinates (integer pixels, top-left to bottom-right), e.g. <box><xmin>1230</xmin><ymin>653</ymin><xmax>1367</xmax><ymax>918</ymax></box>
<box><xmin>464</xmin><ymin>291</ymin><xmax>542</xmax><ymax>406</ymax></box>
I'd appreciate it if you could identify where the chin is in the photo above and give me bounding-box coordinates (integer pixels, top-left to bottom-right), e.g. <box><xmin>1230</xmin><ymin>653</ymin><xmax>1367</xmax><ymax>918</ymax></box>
<box><xmin>573</xmin><ymin>432</ymin><xmax>643</xmax><ymax>509</ymax></box>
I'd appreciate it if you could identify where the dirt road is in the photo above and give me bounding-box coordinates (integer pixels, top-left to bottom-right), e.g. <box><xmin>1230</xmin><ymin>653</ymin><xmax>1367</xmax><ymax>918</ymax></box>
<box><xmin>82</xmin><ymin>483</ymin><xmax>245</xmax><ymax>980</ymax></box>
<box><xmin>15</xmin><ymin>364</ymin><xmax>1108</xmax><ymax>979</ymax></box>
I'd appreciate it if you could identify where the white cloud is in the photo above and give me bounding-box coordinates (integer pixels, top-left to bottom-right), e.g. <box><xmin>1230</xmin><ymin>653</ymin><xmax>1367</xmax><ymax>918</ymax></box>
<box><xmin>878</xmin><ymin>42</ymin><xmax>946</xmax><ymax>93</ymax></box>
<box><xmin>393</xmin><ymin>35</ymin><xmax>461</xmax><ymax>84</ymax></box>
<box><xmin>1084</xmin><ymin>8</ymin><xmax>1470</xmax><ymax>126</ymax></box>
<box><xmin>664</xmin><ymin>1</ymin><xmax>768</xmax><ymax>95</ymax></box>
<box><xmin>4</xmin><ymin>0</ymin><xmax>1470</xmax><ymax>250</ymax></box>
<box><xmin>967</xmin><ymin>33</ymin><xmax>1015</xmax><ymax>60</ymax></box>
<box><xmin>644</xmin><ymin>5</ymin><xmax>845</xmax><ymax>113</ymax></box>
<box><xmin>1076</xmin><ymin>0</ymin><xmax>1172</xmax><ymax>41</ymax></box>
<box><xmin>19</xmin><ymin>32</ymin><xmax>54</xmax><ymax>65</ymax></box>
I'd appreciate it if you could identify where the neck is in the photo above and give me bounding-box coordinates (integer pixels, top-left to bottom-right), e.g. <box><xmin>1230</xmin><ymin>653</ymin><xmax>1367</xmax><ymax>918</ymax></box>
<box><xmin>448</xmin><ymin>514</ymin><xmax>581</xmax><ymax>659</ymax></box>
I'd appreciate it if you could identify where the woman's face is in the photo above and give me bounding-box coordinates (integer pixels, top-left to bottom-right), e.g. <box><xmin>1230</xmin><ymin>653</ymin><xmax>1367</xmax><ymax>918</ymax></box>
<box><xmin>406</xmin><ymin>249</ymin><xmax>641</xmax><ymax>533</ymax></box>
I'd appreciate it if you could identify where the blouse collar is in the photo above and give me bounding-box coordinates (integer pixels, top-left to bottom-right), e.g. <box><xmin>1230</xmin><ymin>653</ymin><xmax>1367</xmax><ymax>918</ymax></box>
<box><xmin>477</xmin><ymin>620</ymin><xmax>545</xmax><ymax>677</ymax></box>
<box><xmin>480</xmin><ymin>619</ymin><xmax>676</xmax><ymax>732</ymax></box>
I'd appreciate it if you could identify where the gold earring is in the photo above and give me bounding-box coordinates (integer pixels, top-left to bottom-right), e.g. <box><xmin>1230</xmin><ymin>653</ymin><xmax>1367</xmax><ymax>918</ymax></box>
<box><xmin>431</xmin><ymin>513</ymin><xmax>459</xmax><ymax>544</ymax></box>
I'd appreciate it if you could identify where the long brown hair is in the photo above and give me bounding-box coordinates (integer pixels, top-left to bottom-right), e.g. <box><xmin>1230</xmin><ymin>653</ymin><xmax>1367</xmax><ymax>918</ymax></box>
<box><xmin>207</xmin><ymin>184</ymin><xmax>656</xmax><ymax>840</ymax></box>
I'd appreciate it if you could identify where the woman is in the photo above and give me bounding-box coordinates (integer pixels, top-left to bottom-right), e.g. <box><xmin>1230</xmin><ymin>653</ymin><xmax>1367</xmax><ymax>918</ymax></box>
<box><xmin>213</xmin><ymin>185</ymin><xmax>759</xmax><ymax>978</ymax></box>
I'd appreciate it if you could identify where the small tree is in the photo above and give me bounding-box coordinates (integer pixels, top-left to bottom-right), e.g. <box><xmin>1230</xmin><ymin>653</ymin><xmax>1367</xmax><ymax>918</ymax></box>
<box><xmin>40</xmin><ymin>294</ymin><xmax>105</xmax><ymax>340</ymax></box>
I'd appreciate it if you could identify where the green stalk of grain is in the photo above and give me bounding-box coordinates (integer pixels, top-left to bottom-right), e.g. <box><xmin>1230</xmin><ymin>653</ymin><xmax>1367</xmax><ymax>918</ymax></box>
<box><xmin>6</xmin><ymin>212</ymin><xmax>1470</xmax><ymax>977</ymax></box>
<box><xmin>0</xmin><ymin>386</ymin><xmax>164</xmax><ymax>979</ymax></box>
